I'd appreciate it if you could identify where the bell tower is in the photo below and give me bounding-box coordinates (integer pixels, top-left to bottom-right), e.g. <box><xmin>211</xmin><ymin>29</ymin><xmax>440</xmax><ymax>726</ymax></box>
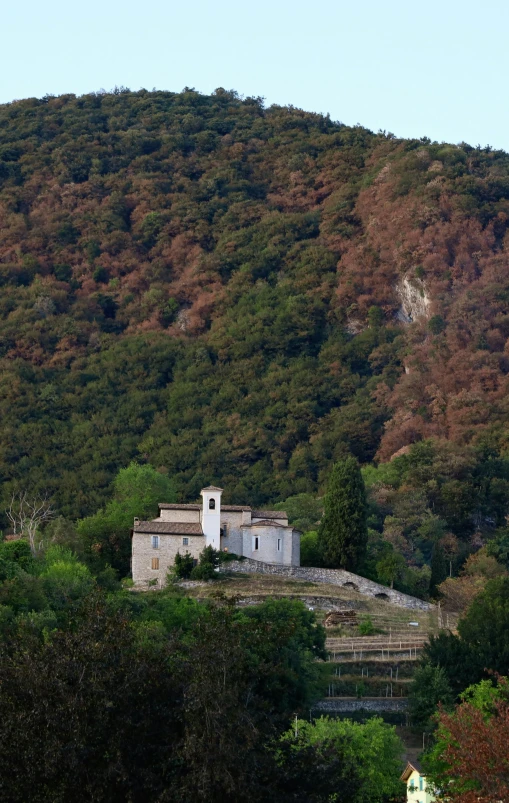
<box><xmin>200</xmin><ymin>486</ymin><xmax>223</xmax><ymax>550</ymax></box>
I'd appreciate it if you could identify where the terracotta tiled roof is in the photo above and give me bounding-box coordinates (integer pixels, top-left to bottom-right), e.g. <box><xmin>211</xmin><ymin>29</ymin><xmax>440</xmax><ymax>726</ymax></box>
<box><xmin>252</xmin><ymin>510</ymin><xmax>287</xmax><ymax>520</ymax></box>
<box><xmin>134</xmin><ymin>521</ymin><xmax>203</xmax><ymax>535</ymax></box>
<box><xmin>158</xmin><ymin>503</ymin><xmax>201</xmax><ymax>510</ymax></box>
<box><xmin>246</xmin><ymin>520</ymin><xmax>287</xmax><ymax>528</ymax></box>
<box><xmin>158</xmin><ymin>503</ymin><xmax>252</xmax><ymax>512</ymax></box>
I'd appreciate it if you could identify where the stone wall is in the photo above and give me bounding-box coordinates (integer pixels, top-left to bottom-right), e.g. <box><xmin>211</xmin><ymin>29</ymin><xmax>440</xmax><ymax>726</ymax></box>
<box><xmin>314</xmin><ymin>698</ymin><xmax>408</xmax><ymax>713</ymax></box>
<box><xmin>132</xmin><ymin>533</ymin><xmax>203</xmax><ymax>587</ymax></box>
<box><xmin>234</xmin><ymin>595</ymin><xmax>369</xmax><ymax>611</ymax></box>
<box><xmin>159</xmin><ymin>509</ymin><xmax>200</xmax><ymax>523</ymax></box>
<box><xmin>218</xmin><ymin>559</ymin><xmax>434</xmax><ymax>611</ymax></box>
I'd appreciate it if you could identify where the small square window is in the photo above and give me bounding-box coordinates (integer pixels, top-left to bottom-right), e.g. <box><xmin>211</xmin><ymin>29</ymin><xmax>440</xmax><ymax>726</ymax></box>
<box><xmin>151</xmin><ymin>558</ymin><xmax>159</xmax><ymax>570</ymax></box>
<box><xmin>151</xmin><ymin>535</ymin><xmax>159</xmax><ymax>549</ymax></box>
<box><xmin>183</xmin><ymin>537</ymin><xmax>189</xmax><ymax>546</ymax></box>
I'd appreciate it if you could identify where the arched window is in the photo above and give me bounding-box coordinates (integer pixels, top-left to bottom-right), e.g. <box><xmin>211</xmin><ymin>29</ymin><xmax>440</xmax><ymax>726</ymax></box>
<box><xmin>209</xmin><ymin>498</ymin><xmax>215</xmax><ymax>510</ymax></box>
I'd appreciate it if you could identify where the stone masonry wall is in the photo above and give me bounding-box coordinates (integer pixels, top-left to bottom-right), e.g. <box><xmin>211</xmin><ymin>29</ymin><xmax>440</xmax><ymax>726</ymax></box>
<box><xmin>132</xmin><ymin>533</ymin><xmax>203</xmax><ymax>587</ymax></box>
<box><xmin>218</xmin><ymin>559</ymin><xmax>434</xmax><ymax>611</ymax></box>
<box><xmin>314</xmin><ymin>698</ymin><xmax>408</xmax><ymax>713</ymax></box>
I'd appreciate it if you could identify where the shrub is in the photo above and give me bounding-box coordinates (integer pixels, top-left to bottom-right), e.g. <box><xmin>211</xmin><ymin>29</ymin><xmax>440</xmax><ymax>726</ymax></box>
<box><xmin>190</xmin><ymin>562</ymin><xmax>216</xmax><ymax>581</ymax></box>
<box><xmin>358</xmin><ymin>615</ymin><xmax>375</xmax><ymax>636</ymax></box>
<box><xmin>300</xmin><ymin>531</ymin><xmax>321</xmax><ymax>567</ymax></box>
<box><xmin>173</xmin><ymin>552</ymin><xmax>195</xmax><ymax>579</ymax></box>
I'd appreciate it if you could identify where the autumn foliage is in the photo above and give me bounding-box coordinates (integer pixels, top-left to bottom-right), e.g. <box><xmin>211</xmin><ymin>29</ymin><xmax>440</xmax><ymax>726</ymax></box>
<box><xmin>429</xmin><ymin>680</ymin><xmax>509</xmax><ymax>802</ymax></box>
<box><xmin>2</xmin><ymin>87</ymin><xmax>509</xmax><ymax>525</ymax></box>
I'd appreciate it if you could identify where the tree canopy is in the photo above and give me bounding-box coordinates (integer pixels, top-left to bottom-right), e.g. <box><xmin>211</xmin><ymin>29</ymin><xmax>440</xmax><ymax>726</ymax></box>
<box><xmin>0</xmin><ymin>88</ymin><xmax>509</xmax><ymax>532</ymax></box>
<box><xmin>318</xmin><ymin>457</ymin><xmax>368</xmax><ymax>570</ymax></box>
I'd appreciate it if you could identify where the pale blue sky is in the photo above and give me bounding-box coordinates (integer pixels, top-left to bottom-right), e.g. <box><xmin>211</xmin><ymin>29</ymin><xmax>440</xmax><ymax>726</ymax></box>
<box><xmin>1</xmin><ymin>0</ymin><xmax>508</xmax><ymax>149</ymax></box>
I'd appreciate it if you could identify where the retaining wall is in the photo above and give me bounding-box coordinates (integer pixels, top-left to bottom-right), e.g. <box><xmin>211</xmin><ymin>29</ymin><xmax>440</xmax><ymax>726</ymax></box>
<box><xmin>314</xmin><ymin>698</ymin><xmax>408</xmax><ymax>713</ymax></box>
<box><xmin>218</xmin><ymin>559</ymin><xmax>434</xmax><ymax>611</ymax></box>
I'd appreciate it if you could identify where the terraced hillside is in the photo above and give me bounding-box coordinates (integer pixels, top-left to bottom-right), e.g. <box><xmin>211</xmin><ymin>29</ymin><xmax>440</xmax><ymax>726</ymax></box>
<box><xmin>180</xmin><ymin>571</ymin><xmax>449</xmax><ymax>719</ymax></box>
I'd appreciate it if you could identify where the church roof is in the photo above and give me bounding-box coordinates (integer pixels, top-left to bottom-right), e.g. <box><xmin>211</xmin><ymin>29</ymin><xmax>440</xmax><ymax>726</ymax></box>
<box><xmin>248</xmin><ymin>519</ymin><xmax>287</xmax><ymax>528</ymax></box>
<box><xmin>134</xmin><ymin>521</ymin><xmax>203</xmax><ymax>535</ymax></box>
<box><xmin>252</xmin><ymin>510</ymin><xmax>287</xmax><ymax>520</ymax></box>
<box><xmin>159</xmin><ymin>503</ymin><xmax>201</xmax><ymax>510</ymax></box>
<box><xmin>155</xmin><ymin>504</ymin><xmax>288</xmax><ymax>518</ymax></box>
<box><xmin>158</xmin><ymin>502</ymin><xmax>252</xmax><ymax>511</ymax></box>
<box><xmin>201</xmin><ymin>485</ymin><xmax>224</xmax><ymax>492</ymax></box>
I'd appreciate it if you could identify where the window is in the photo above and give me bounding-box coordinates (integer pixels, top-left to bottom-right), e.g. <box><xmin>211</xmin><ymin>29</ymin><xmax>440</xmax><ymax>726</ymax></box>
<box><xmin>209</xmin><ymin>498</ymin><xmax>215</xmax><ymax>510</ymax></box>
<box><xmin>151</xmin><ymin>558</ymin><xmax>159</xmax><ymax>570</ymax></box>
<box><xmin>183</xmin><ymin>537</ymin><xmax>189</xmax><ymax>546</ymax></box>
<box><xmin>222</xmin><ymin>523</ymin><xmax>228</xmax><ymax>537</ymax></box>
<box><xmin>419</xmin><ymin>777</ymin><xmax>423</xmax><ymax>791</ymax></box>
<box><xmin>253</xmin><ymin>536</ymin><xmax>259</xmax><ymax>551</ymax></box>
<box><xmin>277</xmin><ymin>538</ymin><xmax>282</xmax><ymax>552</ymax></box>
<box><xmin>151</xmin><ymin>535</ymin><xmax>159</xmax><ymax>549</ymax></box>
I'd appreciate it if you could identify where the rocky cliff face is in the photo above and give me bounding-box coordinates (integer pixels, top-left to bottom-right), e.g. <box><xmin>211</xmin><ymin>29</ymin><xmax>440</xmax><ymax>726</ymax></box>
<box><xmin>396</xmin><ymin>275</ymin><xmax>431</xmax><ymax>323</ymax></box>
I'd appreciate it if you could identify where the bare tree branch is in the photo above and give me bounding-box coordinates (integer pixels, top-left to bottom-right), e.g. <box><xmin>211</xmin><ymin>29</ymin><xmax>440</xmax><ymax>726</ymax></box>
<box><xmin>6</xmin><ymin>492</ymin><xmax>54</xmax><ymax>555</ymax></box>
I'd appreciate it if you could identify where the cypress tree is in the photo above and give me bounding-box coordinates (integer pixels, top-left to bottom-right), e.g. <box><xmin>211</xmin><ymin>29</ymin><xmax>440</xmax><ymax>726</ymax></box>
<box><xmin>430</xmin><ymin>542</ymin><xmax>448</xmax><ymax>597</ymax></box>
<box><xmin>318</xmin><ymin>457</ymin><xmax>368</xmax><ymax>571</ymax></box>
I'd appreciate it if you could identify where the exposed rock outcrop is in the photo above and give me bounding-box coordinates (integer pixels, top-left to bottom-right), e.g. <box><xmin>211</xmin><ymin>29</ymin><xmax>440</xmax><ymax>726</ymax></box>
<box><xmin>396</xmin><ymin>274</ymin><xmax>430</xmax><ymax>323</ymax></box>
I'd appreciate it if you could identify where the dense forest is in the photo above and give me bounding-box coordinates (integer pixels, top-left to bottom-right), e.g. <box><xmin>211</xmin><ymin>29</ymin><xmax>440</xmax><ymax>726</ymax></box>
<box><xmin>2</xmin><ymin>86</ymin><xmax>509</xmax><ymax>588</ymax></box>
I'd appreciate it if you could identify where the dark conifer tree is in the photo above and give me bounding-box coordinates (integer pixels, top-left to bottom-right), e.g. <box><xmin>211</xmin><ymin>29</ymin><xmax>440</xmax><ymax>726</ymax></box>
<box><xmin>318</xmin><ymin>457</ymin><xmax>367</xmax><ymax>571</ymax></box>
<box><xmin>430</xmin><ymin>542</ymin><xmax>448</xmax><ymax>597</ymax></box>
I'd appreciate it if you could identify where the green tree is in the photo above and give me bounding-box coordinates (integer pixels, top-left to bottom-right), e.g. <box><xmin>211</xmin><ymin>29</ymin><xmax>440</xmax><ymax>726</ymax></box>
<box><xmin>423</xmin><ymin>677</ymin><xmax>509</xmax><ymax>803</ymax></box>
<box><xmin>408</xmin><ymin>664</ymin><xmax>455</xmax><ymax>728</ymax></box>
<box><xmin>376</xmin><ymin>550</ymin><xmax>405</xmax><ymax>588</ymax></box>
<box><xmin>457</xmin><ymin>576</ymin><xmax>509</xmax><ymax>677</ymax></box>
<box><xmin>318</xmin><ymin>458</ymin><xmax>368</xmax><ymax>570</ymax></box>
<box><xmin>173</xmin><ymin>551</ymin><xmax>195</xmax><ymax>579</ymax></box>
<box><xmin>0</xmin><ymin>594</ymin><xmax>183</xmax><ymax>803</ymax></box>
<box><xmin>430</xmin><ymin>541</ymin><xmax>448</xmax><ymax>597</ymax></box>
<box><xmin>78</xmin><ymin>463</ymin><xmax>176</xmax><ymax>576</ymax></box>
<box><xmin>280</xmin><ymin>716</ymin><xmax>403</xmax><ymax>803</ymax></box>
<box><xmin>300</xmin><ymin>530</ymin><xmax>322</xmax><ymax>567</ymax></box>
<box><xmin>40</xmin><ymin>547</ymin><xmax>95</xmax><ymax>611</ymax></box>
<box><xmin>423</xmin><ymin>576</ymin><xmax>509</xmax><ymax>696</ymax></box>
<box><xmin>274</xmin><ymin>494</ymin><xmax>322</xmax><ymax>533</ymax></box>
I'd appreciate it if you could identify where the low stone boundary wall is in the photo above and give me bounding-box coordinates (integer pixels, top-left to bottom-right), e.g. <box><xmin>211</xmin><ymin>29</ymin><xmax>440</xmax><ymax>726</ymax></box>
<box><xmin>218</xmin><ymin>559</ymin><xmax>434</xmax><ymax>611</ymax></box>
<box><xmin>314</xmin><ymin>698</ymin><xmax>408</xmax><ymax>713</ymax></box>
<box><xmin>235</xmin><ymin>595</ymin><xmax>369</xmax><ymax>611</ymax></box>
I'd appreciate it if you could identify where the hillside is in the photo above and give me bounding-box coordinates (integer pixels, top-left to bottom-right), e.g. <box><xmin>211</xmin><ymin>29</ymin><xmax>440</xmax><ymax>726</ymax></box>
<box><xmin>1</xmin><ymin>87</ymin><xmax>509</xmax><ymax>531</ymax></box>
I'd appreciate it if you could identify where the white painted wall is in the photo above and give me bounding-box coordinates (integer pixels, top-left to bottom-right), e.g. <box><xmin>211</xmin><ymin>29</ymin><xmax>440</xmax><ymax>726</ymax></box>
<box><xmin>201</xmin><ymin>489</ymin><xmax>222</xmax><ymax>550</ymax></box>
<box><xmin>241</xmin><ymin>525</ymin><xmax>296</xmax><ymax>565</ymax></box>
<box><xmin>405</xmin><ymin>770</ymin><xmax>435</xmax><ymax>803</ymax></box>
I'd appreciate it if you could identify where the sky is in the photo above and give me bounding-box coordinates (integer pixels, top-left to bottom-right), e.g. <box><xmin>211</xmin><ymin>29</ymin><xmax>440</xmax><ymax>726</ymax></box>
<box><xmin>1</xmin><ymin>0</ymin><xmax>508</xmax><ymax>150</ymax></box>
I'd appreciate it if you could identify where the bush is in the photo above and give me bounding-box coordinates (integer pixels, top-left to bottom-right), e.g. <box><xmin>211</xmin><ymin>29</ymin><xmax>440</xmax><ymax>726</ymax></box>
<box><xmin>358</xmin><ymin>615</ymin><xmax>375</xmax><ymax>636</ymax></box>
<box><xmin>189</xmin><ymin>546</ymin><xmax>219</xmax><ymax>581</ymax></box>
<box><xmin>173</xmin><ymin>552</ymin><xmax>195</xmax><ymax>579</ymax></box>
<box><xmin>300</xmin><ymin>531</ymin><xmax>322</xmax><ymax>567</ymax></box>
<box><xmin>190</xmin><ymin>562</ymin><xmax>216</xmax><ymax>581</ymax></box>
<box><xmin>0</xmin><ymin>541</ymin><xmax>34</xmax><ymax>574</ymax></box>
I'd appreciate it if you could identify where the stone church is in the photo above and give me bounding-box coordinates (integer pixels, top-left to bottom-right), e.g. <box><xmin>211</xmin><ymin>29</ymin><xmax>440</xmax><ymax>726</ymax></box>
<box><xmin>131</xmin><ymin>485</ymin><xmax>300</xmax><ymax>586</ymax></box>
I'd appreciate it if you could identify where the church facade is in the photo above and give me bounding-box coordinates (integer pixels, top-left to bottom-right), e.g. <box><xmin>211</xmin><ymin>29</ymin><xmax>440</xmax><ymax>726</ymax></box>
<box><xmin>131</xmin><ymin>485</ymin><xmax>300</xmax><ymax>586</ymax></box>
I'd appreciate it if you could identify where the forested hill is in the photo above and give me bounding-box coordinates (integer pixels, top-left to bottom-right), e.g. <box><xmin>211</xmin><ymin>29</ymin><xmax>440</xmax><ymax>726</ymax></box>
<box><xmin>1</xmin><ymin>87</ymin><xmax>509</xmax><ymax>519</ymax></box>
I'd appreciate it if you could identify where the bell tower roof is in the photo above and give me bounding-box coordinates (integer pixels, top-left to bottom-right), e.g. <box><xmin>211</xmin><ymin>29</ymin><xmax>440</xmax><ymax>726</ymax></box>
<box><xmin>200</xmin><ymin>486</ymin><xmax>223</xmax><ymax>492</ymax></box>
